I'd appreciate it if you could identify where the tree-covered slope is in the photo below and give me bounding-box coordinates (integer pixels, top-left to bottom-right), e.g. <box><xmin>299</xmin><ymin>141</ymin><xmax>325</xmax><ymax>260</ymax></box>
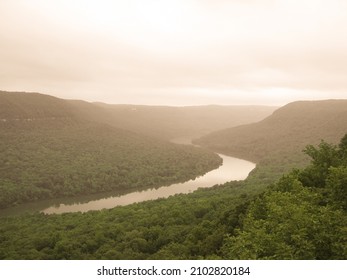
<box><xmin>0</xmin><ymin>135</ymin><xmax>346</xmax><ymax>260</ymax></box>
<box><xmin>1</xmin><ymin>90</ymin><xmax>277</xmax><ymax>141</ymax></box>
<box><xmin>0</xmin><ymin>91</ymin><xmax>222</xmax><ymax>208</ymax></box>
<box><xmin>2</xmin><ymin>91</ymin><xmax>345</xmax><ymax>260</ymax></box>
<box><xmin>196</xmin><ymin>100</ymin><xmax>347</xmax><ymax>161</ymax></box>
<box><xmin>222</xmin><ymin>135</ymin><xmax>347</xmax><ymax>260</ymax></box>
<box><xmin>195</xmin><ymin>100</ymin><xmax>347</xmax><ymax>181</ymax></box>
<box><xmin>0</xmin><ymin>91</ymin><xmax>75</xmax><ymax>119</ymax></box>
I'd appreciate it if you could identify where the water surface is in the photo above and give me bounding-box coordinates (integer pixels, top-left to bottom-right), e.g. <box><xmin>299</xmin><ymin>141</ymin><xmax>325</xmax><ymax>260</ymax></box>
<box><xmin>0</xmin><ymin>139</ymin><xmax>255</xmax><ymax>216</ymax></box>
<box><xmin>42</xmin><ymin>154</ymin><xmax>255</xmax><ymax>214</ymax></box>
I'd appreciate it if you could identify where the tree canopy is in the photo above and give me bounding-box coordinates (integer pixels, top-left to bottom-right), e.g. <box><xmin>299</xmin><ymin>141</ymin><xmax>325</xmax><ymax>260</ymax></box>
<box><xmin>1</xmin><ymin>134</ymin><xmax>346</xmax><ymax>260</ymax></box>
<box><xmin>222</xmin><ymin>135</ymin><xmax>347</xmax><ymax>259</ymax></box>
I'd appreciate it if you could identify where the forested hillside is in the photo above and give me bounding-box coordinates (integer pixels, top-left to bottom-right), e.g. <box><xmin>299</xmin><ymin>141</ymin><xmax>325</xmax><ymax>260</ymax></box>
<box><xmin>1</xmin><ymin>91</ymin><xmax>277</xmax><ymax>141</ymax></box>
<box><xmin>1</xmin><ymin>91</ymin><xmax>346</xmax><ymax>260</ymax></box>
<box><xmin>222</xmin><ymin>135</ymin><xmax>347</xmax><ymax>259</ymax></box>
<box><xmin>196</xmin><ymin>100</ymin><xmax>347</xmax><ymax>162</ymax></box>
<box><xmin>0</xmin><ymin>91</ymin><xmax>221</xmax><ymax>208</ymax></box>
<box><xmin>0</xmin><ymin>91</ymin><xmax>77</xmax><ymax>120</ymax></box>
<box><xmin>0</xmin><ymin>135</ymin><xmax>346</xmax><ymax>259</ymax></box>
<box><xmin>195</xmin><ymin>100</ymin><xmax>347</xmax><ymax>183</ymax></box>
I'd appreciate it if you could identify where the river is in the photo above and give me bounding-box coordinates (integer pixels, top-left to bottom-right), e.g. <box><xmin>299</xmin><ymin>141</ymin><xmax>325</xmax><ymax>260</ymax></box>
<box><xmin>0</xmin><ymin>140</ymin><xmax>255</xmax><ymax>216</ymax></box>
<box><xmin>42</xmin><ymin>154</ymin><xmax>255</xmax><ymax>214</ymax></box>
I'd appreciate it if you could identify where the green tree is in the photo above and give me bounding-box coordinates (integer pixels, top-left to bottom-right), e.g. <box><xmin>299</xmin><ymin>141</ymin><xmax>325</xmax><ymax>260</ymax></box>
<box><xmin>300</xmin><ymin>141</ymin><xmax>339</xmax><ymax>188</ymax></box>
<box><xmin>326</xmin><ymin>166</ymin><xmax>347</xmax><ymax>211</ymax></box>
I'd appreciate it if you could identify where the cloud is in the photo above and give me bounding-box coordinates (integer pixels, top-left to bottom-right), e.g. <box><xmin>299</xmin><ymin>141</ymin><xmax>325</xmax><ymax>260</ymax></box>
<box><xmin>0</xmin><ymin>0</ymin><xmax>347</xmax><ymax>105</ymax></box>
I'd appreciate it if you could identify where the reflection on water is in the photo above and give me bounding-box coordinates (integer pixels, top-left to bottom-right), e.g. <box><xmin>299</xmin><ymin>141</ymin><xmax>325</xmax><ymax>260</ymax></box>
<box><xmin>0</xmin><ymin>153</ymin><xmax>255</xmax><ymax>216</ymax></box>
<box><xmin>42</xmin><ymin>154</ymin><xmax>255</xmax><ymax>214</ymax></box>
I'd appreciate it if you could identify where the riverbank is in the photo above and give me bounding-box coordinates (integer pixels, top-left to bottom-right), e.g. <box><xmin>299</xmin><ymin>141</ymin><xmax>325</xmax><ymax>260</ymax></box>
<box><xmin>42</xmin><ymin>154</ymin><xmax>255</xmax><ymax>214</ymax></box>
<box><xmin>0</xmin><ymin>153</ymin><xmax>255</xmax><ymax>216</ymax></box>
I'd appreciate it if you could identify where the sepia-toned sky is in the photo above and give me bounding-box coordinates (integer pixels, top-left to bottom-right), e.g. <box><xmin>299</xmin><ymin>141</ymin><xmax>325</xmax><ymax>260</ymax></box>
<box><xmin>1</xmin><ymin>0</ymin><xmax>347</xmax><ymax>105</ymax></box>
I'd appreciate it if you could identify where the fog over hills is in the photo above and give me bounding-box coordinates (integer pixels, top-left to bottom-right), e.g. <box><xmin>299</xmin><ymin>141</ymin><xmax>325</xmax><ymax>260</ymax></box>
<box><xmin>195</xmin><ymin>99</ymin><xmax>347</xmax><ymax>165</ymax></box>
<box><xmin>69</xmin><ymin>100</ymin><xmax>277</xmax><ymax>141</ymax></box>
<box><xmin>1</xmin><ymin>90</ymin><xmax>347</xmax><ymax>261</ymax></box>
<box><xmin>0</xmin><ymin>91</ymin><xmax>76</xmax><ymax>120</ymax></box>
<box><xmin>2</xmin><ymin>90</ymin><xmax>346</xmax><ymax>207</ymax></box>
<box><xmin>1</xmin><ymin>0</ymin><xmax>347</xmax><ymax>263</ymax></box>
<box><xmin>0</xmin><ymin>90</ymin><xmax>225</xmax><ymax>208</ymax></box>
<box><xmin>1</xmin><ymin>90</ymin><xmax>277</xmax><ymax>140</ymax></box>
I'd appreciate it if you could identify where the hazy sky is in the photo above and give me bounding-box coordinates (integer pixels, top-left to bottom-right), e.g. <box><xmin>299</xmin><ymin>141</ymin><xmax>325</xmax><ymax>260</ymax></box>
<box><xmin>1</xmin><ymin>0</ymin><xmax>347</xmax><ymax>105</ymax></box>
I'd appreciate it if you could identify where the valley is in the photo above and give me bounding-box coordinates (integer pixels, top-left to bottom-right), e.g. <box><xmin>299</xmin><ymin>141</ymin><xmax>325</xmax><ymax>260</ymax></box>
<box><xmin>0</xmin><ymin>91</ymin><xmax>346</xmax><ymax>260</ymax></box>
<box><xmin>0</xmin><ymin>91</ymin><xmax>225</xmax><ymax>209</ymax></box>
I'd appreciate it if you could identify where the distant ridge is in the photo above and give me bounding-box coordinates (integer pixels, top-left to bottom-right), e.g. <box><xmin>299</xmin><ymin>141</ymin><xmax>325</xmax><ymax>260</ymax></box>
<box><xmin>195</xmin><ymin>99</ymin><xmax>347</xmax><ymax>165</ymax></box>
<box><xmin>69</xmin><ymin>100</ymin><xmax>277</xmax><ymax>140</ymax></box>
<box><xmin>0</xmin><ymin>90</ymin><xmax>277</xmax><ymax>140</ymax></box>
<box><xmin>0</xmin><ymin>90</ymin><xmax>222</xmax><ymax>208</ymax></box>
<box><xmin>0</xmin><ymin>91</ymin><xmax>77</xmax><ymax>119</ymax></box>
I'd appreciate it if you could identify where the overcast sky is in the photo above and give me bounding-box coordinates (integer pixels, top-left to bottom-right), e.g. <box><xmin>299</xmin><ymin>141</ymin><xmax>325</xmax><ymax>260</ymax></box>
<box><xmin>1</xmin><ymin>0</ymin><xmax>347</xmax><ymax>105</ymax></box>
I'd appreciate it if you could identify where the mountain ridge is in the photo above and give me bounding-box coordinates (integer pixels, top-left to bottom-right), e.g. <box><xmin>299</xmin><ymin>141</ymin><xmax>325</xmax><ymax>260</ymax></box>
<box><xmin>0</xmin><ymin>90</ymin><xmax>223</xmax><ymax>208</ymax></box>
<box><xmin>195</xmin><ymin>99</ymin><xmax>347</xmax><ymax>167</ymax></box>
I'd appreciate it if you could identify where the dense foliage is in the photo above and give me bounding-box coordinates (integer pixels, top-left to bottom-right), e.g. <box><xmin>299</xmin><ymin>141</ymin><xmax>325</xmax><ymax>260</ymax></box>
<box><xmin>0</xmin><ymin>182</ymin><xmax>253</xmax><ymax>260</ymax></box>
<box><xmin>1</xmin><ymin>92</ymin><xmax>346</xmax><ymax>260</ymax></box>
<box><xmin>0</xmin><ymin>135</ymin><xmax>346</xmax><ymax>259</ymax></box>
<box><xmin>0</xmin><ymin>120</ymin><xmax>221</xmax><ymax>209</ymax></box>
<box><xmin>222</xmin><ymin>136</ymin><xmax>347</xmax><ymax>259</ymax></box>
